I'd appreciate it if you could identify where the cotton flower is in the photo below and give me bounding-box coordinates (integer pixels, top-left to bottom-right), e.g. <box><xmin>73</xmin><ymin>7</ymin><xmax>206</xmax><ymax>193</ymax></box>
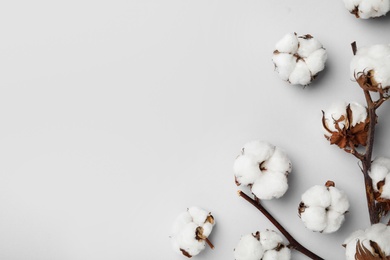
<box><xmin>344</xmin><ymin>223</ymin><xmax>390</xmax><ymax>259</ymax></box>
<box><xmin>298</xmin><ymin>181</ymin><xmax>349</xmax><ymax>233</ymax></box>
<box><xmin>272</xmin><ymin>33</ymin><xmax>327</xmax><ymax>86</ymax></box>
<box><xmin>369</xmin><ymin>157</ymin><xmax>390</xmax><ymax>203</ymax></box>
<box><xmin>171</xmin><ymin>207</ymin><xmax>215</xmax><ymax>258</ymax></box>
<box><xmin>322</xmin><ymin>101</ymin><xmax>369</xmax><ymax>149</ymax></box>
<box><xmin>343</xmin><ymin>0</ymin><xmax>390</xmax><ymax>18</ymax></box>
<box><xmin>351</xmin><ymin>44</ymin><xmax>390</xmax><ymax>90</ymax></box>
<box><xmin>234</xmin><ymin>140</ymin><xmax>292</xmax><ymax>200</ymax></box>
<box><xmin>234</xmin><ymin>231</ymin><xmax>291</xmax><ymax>260</ymax></box>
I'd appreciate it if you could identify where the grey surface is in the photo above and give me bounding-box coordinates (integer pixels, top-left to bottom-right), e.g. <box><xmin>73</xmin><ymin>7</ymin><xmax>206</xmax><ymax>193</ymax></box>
<box><xmin>1</xmin><ymin>1</ymin><xmax>390</xmax><ymax>259</ymax></box>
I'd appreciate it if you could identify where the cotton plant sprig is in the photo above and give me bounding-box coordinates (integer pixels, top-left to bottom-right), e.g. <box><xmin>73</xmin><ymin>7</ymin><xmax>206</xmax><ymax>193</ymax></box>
<box><xmin>322</xmin><ymin>42</ymin><xmax>390</xmax><ymax>225</ymax></box>
<box><xmin>234</xmin><ymin>141</ymin><xmax>324</xmax><ymax>259</ymax></box>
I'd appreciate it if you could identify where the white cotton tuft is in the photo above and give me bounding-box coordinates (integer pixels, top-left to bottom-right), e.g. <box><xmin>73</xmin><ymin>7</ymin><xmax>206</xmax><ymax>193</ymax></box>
<box><xmin>234</xmin><ymin>231</ymin><xmax>291</xmax><ymax>260</ymax></box>
<box><xmin>171</xmin><ymin>207</ymin><xmax>215</xmax><ymax>258</ymax></box>
<box><xmin>234</xmin><ymin>141</ymin><xmax>291</xmax><ymax>200</ymax></box>
<box><xmin>344</xmin><ymin>223</ymin><xmax>390</xmax><ymax>259</ymax></box>
<box><xmin>272</xmin><ymin>33</ymin><xmax>327</xmax><ymax>86</ymax></box>
<box><xmin>234</xmin><ymin>234</ymin><xmax>264</xmax><ymax>260</ymax></box>
<box><xmin>260</xmin><ymin>230</ymin><xmax>284</xmax><ymax>251</ymax></box>
<box><xmin>351</xmin><ymin>44</ymin><xmax>390</xmax><ymax>88</ymax></box>
<box><xmin>299</xmin><ymin>182</ymin><xmax>349</xmax><ymax>233</ymax></box>
<box><xmin>369</xmin><ymin>157</ymin><xmax>390</xmax><ymax>200</ymax></box>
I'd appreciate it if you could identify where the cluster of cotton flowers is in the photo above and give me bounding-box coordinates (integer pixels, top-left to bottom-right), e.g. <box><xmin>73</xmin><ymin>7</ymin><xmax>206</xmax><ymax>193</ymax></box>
<box><xmin>234</xmin><ymin>140</ymin><xmax>292</xmax><ymax>200</ymax></box>
<box><xmin>351</xmin><ymin>44</ymin><xmax>390</xmax><ymax>89</ymax></box>
<box><xmin>344</xmin><ymin>223</ymin><xmax>390</xmax><ymax>259</ymax></box>
<box><xmin>171</xmin><ymin>207</ymin><xmax>215</xmax><ymax>258</ymax></box>
<box><xmin>298</xmin><ymin>181</ymin><xmax>350</xmax><ymax>233</ymax></box>
<box><xmin>369</xmin><ymin>157</ymin><xmax>390</xmax><ymax>202</ymax></box>
<box><xmin>322</xmin><ymin>101</ymin><xmax>369</xmax><ymax>149</ymax></box>
<box><xmin>272</xmin><ymin>33</ymin><xmax>327</xmax><ymax>86</ymax></box>
<box><xmin>234</xmin><ymin>231</ymin><xmax>291</xmax><ymax>260</ymax></box>
<box><xmin>343</xmin><ymin>0</ymin><xmax>390</xmax><ymax>19</ymax></box>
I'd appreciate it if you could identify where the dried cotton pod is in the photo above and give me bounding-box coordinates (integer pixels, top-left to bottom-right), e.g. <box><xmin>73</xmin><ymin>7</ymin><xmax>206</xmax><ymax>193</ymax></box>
<box><xmin>344</xmin><ymin>223</ymin><xmax>390</xmax><ymax>260</ymax></box>
<box><xmin>234</xmin><ymin>231</ymin><xmax>291</xmax><ymax>260</ymax></box>
<box><xmin>322</xmin><ymin>101</ymin><xmax>369</xmax><ymax>150</ymax></box>
<box><xmin>298</xmin><ymin>181</ymin><xmax>350</xmax><ymax>233</ymax></box>
<box><xmin>272</xmin><ymin>33</ymin><xmax>327</xmax><ymax>86</ymax></box>
<box><xmin>234</xmin><ymin>140</ymin><xmax>292</xmax><ymax>200</ymax></box>
<box><xmin>171</xmin><ymin>207</ymin><xmax>215</xmax><ymax>258</ymax></box>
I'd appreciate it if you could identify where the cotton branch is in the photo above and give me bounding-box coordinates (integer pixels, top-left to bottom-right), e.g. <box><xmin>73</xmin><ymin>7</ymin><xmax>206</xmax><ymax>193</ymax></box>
<box><xmin>238</xmin><ymin>190</ymin><xmax>324</xmax><ymax>260</ymax></box>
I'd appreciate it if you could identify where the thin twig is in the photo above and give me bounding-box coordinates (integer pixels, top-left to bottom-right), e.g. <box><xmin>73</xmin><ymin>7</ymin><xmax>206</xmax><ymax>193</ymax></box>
<box><xmin>205</xmin><ymin>238</ymin><xmax>214</xmax><ymax>249</ymax></box>
<box><xmin>238</xmin><ymin>190</ymin><xmax>324</xmax><ymax>260</ymax></box>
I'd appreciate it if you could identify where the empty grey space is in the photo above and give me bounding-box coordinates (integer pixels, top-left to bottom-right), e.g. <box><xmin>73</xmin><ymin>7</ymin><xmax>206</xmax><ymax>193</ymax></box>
<box><xmin>1</xmin><ymin>1</ymin><xmax>390</xmax><ymax>259</ymax></box>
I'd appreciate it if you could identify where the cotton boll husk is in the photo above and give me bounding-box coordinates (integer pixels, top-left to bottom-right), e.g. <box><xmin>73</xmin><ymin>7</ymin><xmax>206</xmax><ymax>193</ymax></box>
<box><xmin>349</xmin><ymin>102</ymin><xmax>367</xmax><ymax>126</ymax></box>
<box><xmin>275</xmin><ymin>33</ymin><xmax>298</xmax><ymax>53</ymax></box>
<box><xmin>261</xmin><ymin>147</ymin><xmax>291</xmax><ymax>175</ymax></box>
<box><xmin>259</xmin><ymin>230</ymin><xmax>283</xmax><ymax>251</ymax></box>
<box><xmin>305</xmin><ymin>49</ymin><xmax>327</xmax><ymax>75</ymax></box>
<box><xmin>202</xmin><ymin>222</ymin><xmax>213</xmax><ymax>237</ymax></box>
<box><xmin>188</xmin><ymin>207</ymin><xmax>209</xmax><ymax>226</ymax></box>
<box><xmin>234</xmin><ymin>155</ymin><xmax>261</xmax><ymax>185</ymax></box>
<box><xmin>300</xmin><ymin>206</ymin><xmax>327</xmax><ymax>232</ymax></box>
<box><xmin>242</xmin><ymin>140</ymin><xmax>275</xmax><ymax>162</ymax></box>
<box><xmin>272</xmin><ymin>53</ymin><xmax>297</xmax><ymax>81</ymax></box>
<box><xmin>345</xmin><ymin>238</ymin><xmax>372</xmax><ymax>260</ymax></box>
<box><xmin>262</xmin><ymin>247</ymin><xmax>291</xmax><ymax>260</ymax></box>
<box><xmin>251</xmin><ymin>171</ymin><xmax>288</xmax><ymax>200</ymax></box>
<box><xmin>288</xmin><ymin>60</ymin><xmax>311</xmax><ymax>85</ymax></box>
<box><xmin>301</xmin><ymin>185</ymin><xmax>331</xmax><ymax>208</ymax></box>
<box><xmin>176</xmin><ymin>222</ymin><xmax>206</xmax><ymax>257</ymax></box>
<box><xmin>234</xmin><ymin>234</ymin><xmax>264</xmax><ymax>260</ymax></box>
<box><xmin>172</xmin><ymin>211</ymin><xmax>193</xmax><ymax>234</ymax></box>
<box><xmin>323</xmin><ymin>210</ymin><xmax>345</xmax><ymax>233</ymax></box>
<box><xmin>297</xmin><ymin>37</ymin><xmax>322</xmax><ymax>58</ymax></box>
<box><xmin>328</xmin><ymin>187</ymin><xmax>350</xmax><ymax>213</ymax></box>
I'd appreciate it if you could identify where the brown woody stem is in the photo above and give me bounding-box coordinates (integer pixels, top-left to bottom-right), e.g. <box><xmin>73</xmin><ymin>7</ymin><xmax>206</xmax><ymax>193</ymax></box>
<box><xmin>361</xmin><ymin>91</ymin><xmax>380</xmax><ymax>224</ymax></box>
<box><xmin>205</xmin><ymin>238</ymin><xmax>214</xmax><ymax>249</ymax></box>
<box><xmin>238</xmin><ymin>190</ymin><xmax>324</xmax><ymax>260</ymax></box>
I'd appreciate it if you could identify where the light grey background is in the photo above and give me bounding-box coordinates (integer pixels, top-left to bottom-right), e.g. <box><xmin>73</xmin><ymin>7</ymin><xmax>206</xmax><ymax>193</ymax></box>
<box><xmin>1</xmin><ymin>1</ymin><xmax>390</xmax><ymax>259</ymax></box>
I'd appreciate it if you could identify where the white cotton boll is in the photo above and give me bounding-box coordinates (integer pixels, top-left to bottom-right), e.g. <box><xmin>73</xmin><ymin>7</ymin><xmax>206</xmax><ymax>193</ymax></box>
<box><xmin>369</xmin><ymin>164</ymin><xmax>388</xmax><ymax>190</ymax></box>
<box><xmin>234</xmin><ymin>234</ymin><xmax>264</xmax><ymax>260</ymax></box>
<box><xmin>273</xmin><ymin>33</ymin><xmax>326</xmax><ymax>86</ymax></box>
<box><xmin>234</xmin><ymin>155</ymin><xmax>261</xmax><ymax>185</ymax></box>
<box><xmin>251</xmin><ymin>171</ymin><xmax>288</xmax><ymax>200</ymax></box>
<box><xmin>275</xmin><ymin>33</ymin><xmax>299</xmax><ymax>53</ymax></box>
<box><xmin>301</xmin><ymin>185</ymin><xmax>331</xmax><ymax>208</ymax></box>
<box><xmin>234</xmin><ymin>141</ymin><xmax>291</xmax><ymax>200</ymax></box>
<box><xmin>262</xmin><ymin>250</ymin><xmax>278</xmax><ymax>260</ymax></box>
<box><xmin>259</xmin><ymin>230</ymin><xmax>283</xmax><ymax>251</ymax></box>
<box><xmin>272</xmin><ymin>53</ymin><xmax>297</xmax><ymax>81</ymax></box>
<box><xmin>242</xmin><ymin>140</ymin><xmax>275</xmax><ymax>162</ymax></box>
<box><xmin>328</xmin><ymin>187</ymin><xmax>350</xmax><ymax>213</ymax></box>
<box><xmin>301</xmin><ymin>207</ymin><xmax>327</xmax><ymax>232</ymax></box>
<box><xmin>323</xmin><ymin>210</ymin><xmax>345</xmax><ymax>233</ymax></box>
<box><xmin>344</xmin><ymin>223</ymin><xmax>390</xmax><ymax>259</ymax></box>
<box><xmin>288</xmin><ymin>60</ymin><xmax>312</xmax><ymax>85</ymax></box>
<box><xmin>261</xmin><ymin>147</ymin><xmax>291</xmax><ymax>174</ymax></box>
<box><xmin>351</xmin><ymin>44</ymin><xmax>390</xmax><ymax>87</ymax></box>
<box><xmin>305</xmin><ymin>48</ymin><xmax>327</xmax><ymax>76</ymax></box>
<box><xmin>297</xmin><ymin>37</ymin><xmax>322</xmax><ymax>58</ymax></box>
<box><xmin>323</xmin><ymin>101</ymin><xmax>348</xmax><ymax>132</ymax></box>
<box><xmin>188</xmin><ymin>207</ymin><xmax>209</xmax><ymax>226</ymax></box>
